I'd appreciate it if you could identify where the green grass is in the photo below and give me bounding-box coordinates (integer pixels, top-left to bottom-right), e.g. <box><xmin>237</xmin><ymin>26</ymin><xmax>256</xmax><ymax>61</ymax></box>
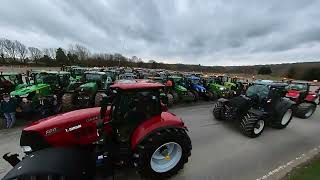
<box><xmin>283</xmin><ymin>156</ymin><xmax>320</xmax><ymax>180</ymax></box>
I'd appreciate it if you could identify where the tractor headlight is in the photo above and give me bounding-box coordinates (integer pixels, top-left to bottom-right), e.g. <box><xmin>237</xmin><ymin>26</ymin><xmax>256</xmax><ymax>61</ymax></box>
<box><xmin>21</xmin><ymin>146</ymin><xmax>32</xmax><ymax>153</ymax></box>
<box><xmin>219</xmin><ymin>87</ymin><xmax>225</xmax><ymax>91</ymax></box>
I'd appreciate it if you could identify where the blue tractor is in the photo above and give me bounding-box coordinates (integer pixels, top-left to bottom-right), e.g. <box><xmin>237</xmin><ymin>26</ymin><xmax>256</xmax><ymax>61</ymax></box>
<box><xmin>184</xmin><ymin>75</ymin><xmax>213</xmax><ymax>101</ymax></box>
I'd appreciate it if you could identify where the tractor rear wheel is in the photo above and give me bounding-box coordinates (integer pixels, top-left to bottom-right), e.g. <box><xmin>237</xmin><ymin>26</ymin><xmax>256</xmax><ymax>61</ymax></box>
<box><xmin>212</xmin><ymin>101</ymin><xmax>226</xmax><ymax>121</ymax></box>
<box><xmin>61</xmin><ymin>93</ymin><xmax>74</xmax><ymax>112</ymax></box>
<box><xmin>133</xmin><ymin>128</ymin><xmax>191</xmax><ymax>179</ymax></box>
<box><xmin>272</xmin><ymin>108</ymin><xmax>293</xmax><ymax>129</ymax></box>
<box><xmin>240</xmin><ymin>113</ymin><xmax>264</xmax><ymax>138</ymax></box>
<box><xmin>294</xmin><ymin>103</ymin><xmax>316</xmax><ymax>119</ymax></box>
<box><xmin>94</xmin><ymin>92</ymin><xmax>107</xmax><ymax>107</ymax></box>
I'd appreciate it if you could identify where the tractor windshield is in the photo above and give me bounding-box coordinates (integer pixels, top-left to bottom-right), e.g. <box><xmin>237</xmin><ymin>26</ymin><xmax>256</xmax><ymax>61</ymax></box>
<box><xmin>246</xmin><ymin>85</ymin><xmax>269</xmax><ymax>100</ymax></box>
<box><xmin>35</xmin><ymin>73</ymin><xmax>59</xmax><ymax>84</ymax></box>
<box><xmin>85</xmin><ymin>73</ymin><xmax>103</xmax><ymax>81</ymax></box>
<box><xmin>287</xmin><ymin>84</ymin><xmax>308</xmax><ymax>91</ymax></box>
<box><xmin>1</xmin><ymin>75</ymin><xmax>21</xmax><ymax>84</ymax></box>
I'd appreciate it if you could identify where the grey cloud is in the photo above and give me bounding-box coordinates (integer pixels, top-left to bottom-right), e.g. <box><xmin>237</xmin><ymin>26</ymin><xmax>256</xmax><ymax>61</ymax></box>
<box><xmin>0</xmin><ymin>0</ymin><xmax>320</xmax><ymax>65</ymax></box>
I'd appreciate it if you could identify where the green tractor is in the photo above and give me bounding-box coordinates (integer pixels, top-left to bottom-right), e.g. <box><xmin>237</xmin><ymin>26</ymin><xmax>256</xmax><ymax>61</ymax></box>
<box><xmin>168</xmin><ymin>76</ymin><xmax>195</xmax><ymax>102</ymax></box>
<box><xmin>10</xmin><ymin>83</ymin><xmax>53</xmax><ymax>114</ymax></box>
<box><xmin>202</xmin><ymin>76</ymin><xmax>234</xmax><ymax>99</ymax></box>
<box><xmin>29</xmin><ymin>71</ymin><xmax>71</xmax><ymax>97</ymax></box>
<box><xmin>62</xmin><ymin>71</ymin><xmax>113</xmax><ymax>111</ymax></box>
<box><xmin>69</xmin><ymin>67</ymin><xmax>89</xmax><ymax>82</ymax></box>
<box><xmin>10</xmin><ymin>71</ymin><xmax>71</xmax><ymax>115</ymax></box>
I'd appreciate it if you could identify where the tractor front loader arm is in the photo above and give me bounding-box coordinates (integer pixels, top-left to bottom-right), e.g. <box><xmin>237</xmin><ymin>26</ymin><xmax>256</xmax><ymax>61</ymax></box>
<box><xmin>3</xmin><ymin>147</ymin><xmax>95</xmax><ymax>180</ymax></box>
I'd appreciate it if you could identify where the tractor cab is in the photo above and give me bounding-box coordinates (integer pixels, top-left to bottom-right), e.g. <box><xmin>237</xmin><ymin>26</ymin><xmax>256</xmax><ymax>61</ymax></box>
<box><xmin>69</xmin><ymin>67</ymin><xmax>89</xmax><ymax>80</ymax></box>
<box><xmin>84</xmin><ymin>71</ymin><xmax>113</xmax><ymax>90</ymax></box>
<box><xmin>31</xmin><ymin>71</ymin><xmax>71</xmax><ymax>92</ymax></box>
<box><xmin>103</xmin><ymin>80</ymin><xmax>165</xmax><ymax>141</ymax></box>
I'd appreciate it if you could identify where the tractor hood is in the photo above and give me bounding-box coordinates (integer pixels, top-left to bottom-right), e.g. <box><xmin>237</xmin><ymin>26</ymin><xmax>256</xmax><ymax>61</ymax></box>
<box><xmin>79</xmin><ymin>82</ymin><xmax>97</xmax><ymax>89</ymax></box>
<box><xmin>175</xmin><ymin>85</ymin><xmax>187</xmax><ymax>92</ymax></box>
<box><xmin>210</xmin><ymin>83</ymin><xmax>224</xmax><ymax>89</ymax></box>
<box><xmin>20</xmin><ymin>107</ymin><xmax>110</xmax><ymax>151</ymax></box>
<box><xmin>286</xmin><ymin>89</ymin><xmax>300</xmax><ymax>98</ymax></box>
<box><xmin>25</xmin><ymin>107</ymin><xmax>101</xmax><ymax>130</ymax></box>
<box><xmin>192</xmin><ymin>84</ymin><xmax>206</xmax><ymax>92</ymax></box>
<box><xmin>10</xmin><ymin>84</ymin><xmax>50</xmax><ymax>96</ymax></box>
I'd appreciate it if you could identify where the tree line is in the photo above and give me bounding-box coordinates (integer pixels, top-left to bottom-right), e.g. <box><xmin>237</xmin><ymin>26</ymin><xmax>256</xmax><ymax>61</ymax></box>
<box><xmin>1</xmin><ymin>37</ymin><xmax>319</xmax><ymax>80</ymax></box>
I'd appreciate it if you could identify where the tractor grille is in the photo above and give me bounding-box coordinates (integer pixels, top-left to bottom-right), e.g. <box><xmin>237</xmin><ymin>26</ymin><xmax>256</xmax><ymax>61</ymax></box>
<box><xmin>20</xmin><ymin>130</ymin><xmax>50</xmax><ymax>152</ymax></box>
<box><xmin>229</xmin><ymin>96</ymin><xmax>251</xmax><ymax>115</ymax></box>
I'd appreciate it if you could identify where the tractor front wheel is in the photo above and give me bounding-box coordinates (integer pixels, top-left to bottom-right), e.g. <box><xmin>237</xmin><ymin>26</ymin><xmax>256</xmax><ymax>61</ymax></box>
<box><xmin>61</xmin><ymin>93</ymin><xmax>74</xmax><ymax>112</ymax></box>
<box><xmin>213</xmin><ymin>101</ymin><xmax>226</xmax><ymax>120</ymax></box>
<box><xmin>294</xmin><ymin>103</ymin><xmax>316</xmax><ymax>119</ymax></box>
<box><xmin>272</xmin><ymin>108</ymin><xmax>293</xmax><ymax>129</ymax></box>
<box><xmin>133</xmin><ymin>128</ymin><xmax>191</xmax><ymax>179</ymax></box>
<box><xmin>240</xmin><ymin>113</ymin><xmax>264</xmax><ymax>138</ymax></box>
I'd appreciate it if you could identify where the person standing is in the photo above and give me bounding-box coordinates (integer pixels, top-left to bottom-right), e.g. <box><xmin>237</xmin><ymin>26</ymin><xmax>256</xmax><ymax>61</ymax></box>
<box><xmin>0</xmin><ymin>94</ymin><xmax>18</xmax><ymax>128</ymax></box>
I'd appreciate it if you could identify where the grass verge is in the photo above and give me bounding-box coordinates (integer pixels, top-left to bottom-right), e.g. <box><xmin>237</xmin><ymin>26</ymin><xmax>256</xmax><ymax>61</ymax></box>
<box><xmin>282</xmin><ymin>154</ymin><xmax>320</xmax><ymax>180</ymax></box>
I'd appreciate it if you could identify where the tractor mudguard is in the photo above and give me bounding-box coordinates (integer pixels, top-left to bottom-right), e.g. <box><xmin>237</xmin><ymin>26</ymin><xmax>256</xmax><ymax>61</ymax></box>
<box><xmin>130</xmin><ymin>112</ymin><xmax>186</xmax><ymax>150</ymax></box>
<box><xmin>217</xmin><ymin>98</ymin><xmax>229</xmax><ymax>103</ymax></box>
<box><xmin>3</xmin><ymin>147</ymin><xmax>95</xmax><ymax>180</ymax></box>
<box><xmin>274</xmin><ymin>98</ymin><xmax>296</xmax><ymax>115</ymax></box>
<box><xmin>248</xmin><ymin>108</ymin><xmax>267</xmax><ymax>118</ymax></box>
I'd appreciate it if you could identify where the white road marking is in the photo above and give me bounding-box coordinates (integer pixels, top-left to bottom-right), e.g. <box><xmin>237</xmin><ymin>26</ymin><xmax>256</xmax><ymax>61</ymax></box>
<box><xmin>256</xmin><ymin>146</ymin><xmax>320</xmax><ymax>180</ymax></box>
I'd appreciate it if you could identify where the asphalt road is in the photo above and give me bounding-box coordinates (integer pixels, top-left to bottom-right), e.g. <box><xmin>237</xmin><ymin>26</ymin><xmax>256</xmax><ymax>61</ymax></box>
<box><xmin>1</xmin><ymin>102</ymin><xmax>320</xmax><ymax>180</ymax></box>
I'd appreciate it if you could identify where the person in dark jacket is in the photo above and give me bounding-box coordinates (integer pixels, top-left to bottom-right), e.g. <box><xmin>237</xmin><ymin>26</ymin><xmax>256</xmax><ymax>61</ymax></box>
<box><xmin>0</xmin><ymin>94</ymin><xmax>18</xmax><ymax>128</ymax></box>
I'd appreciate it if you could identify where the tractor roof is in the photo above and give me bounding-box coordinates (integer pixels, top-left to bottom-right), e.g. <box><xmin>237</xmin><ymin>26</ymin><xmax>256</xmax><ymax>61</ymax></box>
<box><xmin>0</xmin><ymin>72</ymin><xmax>21</xmax><ymax>76</ymax></box>
<box><xmin>254</xmin><ymin>80</ymin><xmax>288</xmax><ymax>88</ymax></box>
<box><xmin>111</xmin><ymin>79</ymin><xmax>164</xmax><ymax>90</ymax></box>
<box><xmin>32</xmin><ymin>70</ymin><xmax>70</xmax><ymax>75</ymax></box>
<box><xmin>84</xmin><ymin>71</ymin><xmax>106</xmax><ymax>75</ymax></box>
<box><xmin>290</xmin><ymin>80</ymin><xmax>312</xmax><ymax>84</ymax></box>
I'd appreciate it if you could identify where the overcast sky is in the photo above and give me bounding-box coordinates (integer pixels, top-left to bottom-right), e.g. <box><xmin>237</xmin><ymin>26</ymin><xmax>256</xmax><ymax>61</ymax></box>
<box><xmin>0</xmin><ymin>0</ymin><xmax>320</xmax><ymax>66</ymax></box>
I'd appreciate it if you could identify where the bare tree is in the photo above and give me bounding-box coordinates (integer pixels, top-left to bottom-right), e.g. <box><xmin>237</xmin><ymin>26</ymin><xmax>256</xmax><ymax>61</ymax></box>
<box><xmin>69</xmin><ymin>44</ymin><xmax>90</xmax><ymax>61</ymax></box>
<box><xmin>28</xmin><ymin>47</ymin><xmax>42</xmax><ymax>63</ymax></box>
<box><xmin>15</xmin><ymin>40</ymin><xmax>28</xmax><ymax>62</ymax></box>
<box><xmin>2</xmin><ymin>39</ymin><xmax>16</xmax><ymax>61</ymax></box>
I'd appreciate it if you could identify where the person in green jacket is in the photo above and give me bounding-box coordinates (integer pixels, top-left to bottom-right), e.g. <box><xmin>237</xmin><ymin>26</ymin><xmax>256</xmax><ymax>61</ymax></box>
<box><xmin>0</xmin><ymin>94</ymin><xmax>18</xmax><ymax>128</ymax></box>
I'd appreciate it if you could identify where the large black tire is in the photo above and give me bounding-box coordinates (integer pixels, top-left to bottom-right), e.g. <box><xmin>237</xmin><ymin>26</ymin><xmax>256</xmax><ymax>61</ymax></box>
<box><xmin>294</xmin><ymin>102</ymin><xmax>316</xmax><ymax>119</ymax></box>
<box><xmin>94</xmin><ymin>92</ymin><xmax>107</xmax><ymax>107</ymax></box>
<box><xmin>272</xmin><ymin>108</ymin><xmax>293</xmax><ymax>129</ymax></box>
<box><xmin>240</xmin><ymin>113</ymin><xmax>264</xmax><ymax>138</ymax></box>
<box><xmin>167</xmin><ymin>94</ymin><xmax>174</xmax><ymax>107</ymax></box>
<box><xmin>61</xmin><ymin>93</ymin><xmax>74</xmax><ymax>112</ymax></box>
<box><xmin>133</xmin><ymin>128</ymin><xmax>192</xmax><ymax>179</ymax></box>
<box><xmin>212</xmin><ymin>101</ymin><xmax>226</xmax><ymax>121</ymax></box>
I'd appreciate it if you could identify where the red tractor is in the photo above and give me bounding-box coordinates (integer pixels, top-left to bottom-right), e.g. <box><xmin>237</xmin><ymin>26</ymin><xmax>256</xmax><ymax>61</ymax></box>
<box><xmin>3</xmin><ymin>80</ymin><xmax>192</xmax><ymax>180</ymax></box>
<box><xmin>286</xmin><ymin>81</ymin><xmax>319</xmax><ymax>119</ymax></box>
